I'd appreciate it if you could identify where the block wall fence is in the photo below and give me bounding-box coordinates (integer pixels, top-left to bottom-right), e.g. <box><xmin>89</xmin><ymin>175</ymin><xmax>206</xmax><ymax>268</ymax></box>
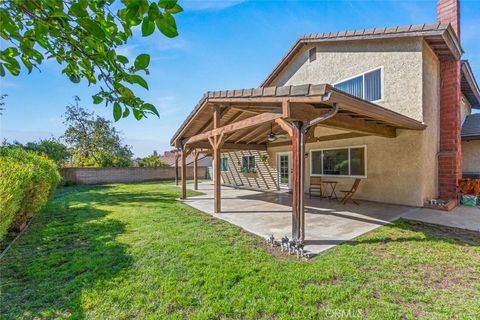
<box><xmin>60</xmin><ymin>167</ymin><xmax>210</xmax><ymax>185</ymax></box>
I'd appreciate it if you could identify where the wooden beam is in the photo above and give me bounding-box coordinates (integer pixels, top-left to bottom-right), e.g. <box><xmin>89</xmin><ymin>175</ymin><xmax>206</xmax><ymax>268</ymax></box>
<box><xmin>267</xmin><ymin>132</ymin><xmax>368</xmax><ymax>147</ymax></box>
<box><xmin>290</xmin><ymin>122</ymin><xmax>305</xmax><ymax>241</ymax></box>
<box><xmin>185</xmin><ymin>112</ymin><xmax>283</xmax><ymax>145</ymax></box>
<box><xmin>193</xmin><ymin>149</ymin><xmax>199</xmax><ymax>190</ymax></box>
<box><xmin>188</xmin><ymin>142</ymin><xmax>267</xmax><ymax>151</ymax></box>
<box><xmin>211</xmin><ymin>106</ymin><xmax>222</xmax><ymax>213</ymax></box>
<box><xmin>180</xmin><ymin>149</ymin><xmax>187</xmax><ymax>199</ymax></box>
<box><xmin>239</xmin><ymin>123</ymin><xmax>271</xmax><ymax>143</ymax></box>
<box><xmin>245</xmin><ymin>124</ymin><xmax>274</xmax><ymax>144</ymax></box>
<box><xmin>289</xmin><ymin>103</ymin><xmax>396</xmax><ymax>138</ymax></box>
<box><xmin>275</xmin><ymin>118</ymin><xmax>294</xmax><ymax>137</ymax></box>
<box><xmin>174</xmin><ymin>151</ymin><xmax>180</xmax><ymax>186</ymax></box>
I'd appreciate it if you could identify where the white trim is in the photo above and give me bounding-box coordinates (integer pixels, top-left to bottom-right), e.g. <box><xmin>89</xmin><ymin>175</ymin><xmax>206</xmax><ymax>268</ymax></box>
<box><xmin>277</xmin><ymin>151</ymin><xmax>292</xmax><ymax>190</ymax></box>
<box><xmin>333</xmin><ymin>66</ymin><xmax>384</xmax><ymax>103</ymax></box>
<box><xmin>309</xmin><ymin>145</ymin><xmax>367</xmax><ymax>178</ymax></box>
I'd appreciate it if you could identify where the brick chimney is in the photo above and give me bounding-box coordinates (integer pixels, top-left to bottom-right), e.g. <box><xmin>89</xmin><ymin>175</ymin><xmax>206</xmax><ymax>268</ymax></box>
<box><xmin>437</xmin><ymin>0</ymin><xmax>460</xmax><ymax>37</ymax></box>
<box><xmin>437</xmin><ymin>0</ymin><xmax>462</xmax><ymax>201</ymax></box>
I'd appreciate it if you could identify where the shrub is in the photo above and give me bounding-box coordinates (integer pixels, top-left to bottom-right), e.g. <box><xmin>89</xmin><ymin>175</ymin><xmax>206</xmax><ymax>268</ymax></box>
<box><xmin>0</xmin><ymin>147</ymin><xmax>61</xmax><ymax>240</ymax></box>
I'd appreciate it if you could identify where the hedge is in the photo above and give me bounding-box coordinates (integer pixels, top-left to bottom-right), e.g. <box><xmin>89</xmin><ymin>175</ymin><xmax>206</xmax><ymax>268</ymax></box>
<box><xmin>0</xmin><ymin>147</ymin><xmax>61</xmax><ymax>241</ymax></box>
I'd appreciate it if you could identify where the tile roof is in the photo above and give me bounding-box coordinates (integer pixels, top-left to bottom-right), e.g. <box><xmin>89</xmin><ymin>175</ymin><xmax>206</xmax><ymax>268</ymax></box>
<box><xmin>261</xmin><ymin>22</ymin><xmax>462</xmax><ymax>87</ymax></box>
<box><xmin>462</xmin><ymin>114</ymin><xmax>480</xmax><ymax>140</ymax></box>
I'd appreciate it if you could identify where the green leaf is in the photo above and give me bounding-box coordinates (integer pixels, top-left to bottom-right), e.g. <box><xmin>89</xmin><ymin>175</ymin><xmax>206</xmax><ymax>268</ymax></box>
<box><xmin>21</xmin><ymin>56</ymin><xmax>33</xmax><ymax>73</ymax></box>
<box><xmin>117</xmin><ymin>55</ymin><xmax>129</xmax><ymax>64</ymax></box>
<box><xmin>126</xmin><ymin>74</ymin><xmax>149</xmax><ymax>90</ymax></box>
<box><xmin>4</xmin><ymin>59</ymin><xmax>20</xmax><ymax>76</ymax></box>
<box><xmin>69</xmin><ymin>74</ymin><xmax>80</xmax><ymax>83</ymax></box>
<box><xmin>148</xmin><ymin>3</ymin><xmax>160</xmax><ymax>20</ymax></box>
<box><xmin>134</xmin><ymin>54</ymin><xmax>150</xmax><ymax>70</ymax></box>
<box><xmin>117</xmin><ymin>86</ymin><xmax>134</xmax><ymax>99</ymax></box>
<box><xmin>122</xmin><ymin>107</ymin><xmax>130</xmax><ymax>118</ymax></box>
<box><xmin>69</xmin><ymin>3</ymin><xmax>88</xmax><ymax>17</ymax></box>
<box><xmin>113</xmin><ymin>102</ymin><xmax>122</xmax><ymax>121</ymax></box>
<box><xmin>133</xmin><ymin>108</ymin><xmax>144</xmax><ymax>120</ymax></box>
<box><xmin>159</xmin><ymin>0</ymin><xmax>178</xmax><ymax>10</ymax></box>
<box><xmin>0</xmin><ymin>63</ymin><xmax>5</xmax><ymax>77</ymax></box>
<box><xmin>77</xmin><ymin>18</ymin><xmax>105</xmax><ymax>38</ymax></box>
<box><xmin>167</xmin><ymin>4</ymin><xmax>183</xmax><ymax>14</ymax></box>
<box><xmin>141</xmin><ymin>18</ymin><xmax>155</xmax><ymax>37</ymax></box>
<box><xmin>92</xmin><ymin>95</ymin><xmax>103</xmax><ymax>104</ymax></box>
<box><xmin>142</xmin><ymin>103</ymin><xmax>159</xmax><ymax>117</ymax></box>
<box><xmin>155</xmin><ymin>13</ymin><xmax>178</xmax><ymax>38</ymax></box>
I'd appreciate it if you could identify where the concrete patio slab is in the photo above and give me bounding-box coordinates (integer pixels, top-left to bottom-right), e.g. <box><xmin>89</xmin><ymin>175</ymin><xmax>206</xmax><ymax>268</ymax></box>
<box><xmin>402</xmin><ymin>205</ymin><xmax>480</xmax><ymax>232</ymax></box>
<box><xmin>182</xmin><ymin>183</ymin><xmax>415</xmax><ymax>255</ymax></box>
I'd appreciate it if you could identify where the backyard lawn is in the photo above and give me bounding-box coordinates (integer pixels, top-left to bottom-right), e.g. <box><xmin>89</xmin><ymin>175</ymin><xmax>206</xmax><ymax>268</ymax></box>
<box><xmin>1</xmin><ymin>182</ymin><xmax>479</xmax><ymax>319</ymax></box>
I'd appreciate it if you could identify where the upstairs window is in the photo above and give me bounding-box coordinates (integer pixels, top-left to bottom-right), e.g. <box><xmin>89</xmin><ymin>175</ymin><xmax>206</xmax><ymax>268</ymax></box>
<box><xmin>334</xmin><ymin>68</ymin><xmax>383</xmax><ymax>102</ymax></box>
<box><xmin>241</xmin><ymin>156</ymin><xmax>256</xmax><ymax>173</ymax></box>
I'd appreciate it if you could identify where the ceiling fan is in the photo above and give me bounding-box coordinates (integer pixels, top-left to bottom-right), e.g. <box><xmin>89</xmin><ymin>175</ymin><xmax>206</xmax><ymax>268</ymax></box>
<box><xmin>267</xmin><ymin>123</ymin><xmax>288</xmax><ymax>142</ymax></box>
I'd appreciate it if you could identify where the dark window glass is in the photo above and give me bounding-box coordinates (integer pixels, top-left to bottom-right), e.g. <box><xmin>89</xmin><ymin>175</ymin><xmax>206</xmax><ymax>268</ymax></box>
<box><xmin>350</xmin><ymin>148</ymin><xmax>365</xmax><ymax>176</ymax></box>
<box><xmin>311</xmin><ymin>151</ymin><xmax>322</xmax><ymax>175</ymax></box>
<box><xmin>322</xmin><ymin>149</ymin><xmax>349</xmax><ymax>176</ymax></box>
<box><xmin>221</xmin><ymin>157</ymin><xmax>229</xmax><ymax>172</ymax></box>
<box><xmin>309</xmin><ymin>47</ymin><xmax>317</xmax><ymax>62</ymax></box>
<box><xmin>241</xmin><ymin>156</ymin><xmax>256</xmax><ymax>173</ymax></box>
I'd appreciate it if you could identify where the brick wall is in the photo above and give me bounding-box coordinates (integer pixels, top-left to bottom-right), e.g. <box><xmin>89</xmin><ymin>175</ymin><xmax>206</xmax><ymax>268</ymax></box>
<box><xmin>60</xmin><ymin>167</ymin><xmax>209</xmax><ymax>185</ymax></box>
<box><xmin>437</xmin><ymin>0</ymin><xmax>462</xmax><ymax>200</ymax></box>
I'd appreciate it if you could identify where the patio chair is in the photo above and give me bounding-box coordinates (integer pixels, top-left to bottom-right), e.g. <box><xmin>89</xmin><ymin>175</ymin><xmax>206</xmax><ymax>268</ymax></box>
<box><xmin>309</xmin><ymin>176</ymin><xmax>322</xmax><ymax>197</ymax></box>
<box><xmin>340</xmin><ymin>178</ymin><xmax>361</xmax><ymax>205</ymax></box>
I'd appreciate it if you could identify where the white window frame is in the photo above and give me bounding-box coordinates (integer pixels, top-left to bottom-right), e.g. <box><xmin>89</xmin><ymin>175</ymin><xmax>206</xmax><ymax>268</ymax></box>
<box><xmin>310</xmin><ymin>145</ymin><xmax>367</xmax><ymax>178</ymax></box>
<box><xmin>333</xmin><ymin>66</ymin><xmax>384</xmax><ymax>103</ymax></box>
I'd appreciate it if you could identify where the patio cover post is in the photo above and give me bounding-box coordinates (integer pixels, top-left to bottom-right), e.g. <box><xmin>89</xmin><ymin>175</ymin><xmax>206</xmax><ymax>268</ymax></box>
<box><xmin>193</xmin><ymin>149</ymin><xmax>199</xmax><ymax>190</ymax></box>
<box><xmin>174</xmin><ymin>151</ymin><xmax>180</xmax><ymax>186</ymax></box>
<box><xmin>180</xmin><ymin>148</ymin><xmax>187</xmax><ymax>199</ymax></box>
<box><xmin>211</xmin><ymin>105</ymin><xmax>223</xmax><ymax>213</ymax></box>
<box><xmin>291</xmin><ymin>122</ymin><xmax>305</xmax><ymax>240</ymax></box>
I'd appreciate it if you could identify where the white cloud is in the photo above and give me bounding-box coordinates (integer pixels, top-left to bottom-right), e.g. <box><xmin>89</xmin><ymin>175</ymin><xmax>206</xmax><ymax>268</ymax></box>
<box><xmin>182</xmin><ymin>0</ymin><xmax>245</xmax><ymax>11</ymax></box>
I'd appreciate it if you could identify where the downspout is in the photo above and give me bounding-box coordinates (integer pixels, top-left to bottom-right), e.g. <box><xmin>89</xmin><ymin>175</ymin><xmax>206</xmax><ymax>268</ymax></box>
<box><xmin>293</xmin><ymin>102</ymin><xmax>339</xmax><ymax>240</ymax></box>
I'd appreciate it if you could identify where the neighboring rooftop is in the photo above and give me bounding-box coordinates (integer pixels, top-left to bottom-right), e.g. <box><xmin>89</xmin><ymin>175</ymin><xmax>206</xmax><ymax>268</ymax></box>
<box><xmin>261</xmin><ymin>22</ymin><xmax>463</xmax><ymax>87</ymax></box>
<box><xmin>462</xmin><ymin>113</ymin><xmax>480</xmax><ymax>140</ymax></box>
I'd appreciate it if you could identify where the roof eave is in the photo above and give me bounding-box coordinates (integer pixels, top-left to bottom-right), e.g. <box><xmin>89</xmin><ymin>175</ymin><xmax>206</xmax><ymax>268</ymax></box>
<box><xmin>461</xmin><ymin>60</ymin><xmax>480</xmax><ymax>109</ymax></box>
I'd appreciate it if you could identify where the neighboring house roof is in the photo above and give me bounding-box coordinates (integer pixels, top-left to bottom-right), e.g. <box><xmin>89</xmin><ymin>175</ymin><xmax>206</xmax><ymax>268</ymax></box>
<box><xmin>260</xmin><ymin>22</ymin><xmax>462</xmax><ymax>87</ymax></box>
<box><xmin>160</xmin><ymin>151</ymin><xmax>212</xmax><ymax>167</ymax></box>
<box><xmin>462</xmin><ymin>113</ymin><xmax>480</xmax><ymax>140</ymax></box>
<box><xmin>461</xmin><ymin>61</ymin><xmax>480</xmax><ymax>109</ymax></box>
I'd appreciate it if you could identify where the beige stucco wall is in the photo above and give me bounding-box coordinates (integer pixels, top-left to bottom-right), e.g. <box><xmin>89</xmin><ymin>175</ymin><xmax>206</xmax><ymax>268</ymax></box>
<box><xmin>271</xmin><ymin>38</ymin><xmax>424</xmax><ymax>121</ymax></box>
<box><xmin>220</xmin><ymin>38</ymin><xmax>442</xmax><ymax>206</ymax></box>
<box><xmin>462</xmin><ymin>140</ymin><xmax>480</xmax><ymax>173</ymax></box>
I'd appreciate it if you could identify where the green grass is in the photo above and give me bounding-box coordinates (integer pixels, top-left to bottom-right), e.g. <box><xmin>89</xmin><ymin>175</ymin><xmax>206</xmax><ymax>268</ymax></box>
<box><xmin>1</xmin><ymin>182</ymin><xmax>479</xmax><ymax>319</ymax></box>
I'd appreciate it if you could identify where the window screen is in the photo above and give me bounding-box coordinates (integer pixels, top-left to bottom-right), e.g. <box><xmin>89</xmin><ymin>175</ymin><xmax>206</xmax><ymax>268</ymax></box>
<box><xmin>221</xmin><ymin>157</ymin><xmax>229</xmax><ymax>172</ymax></box>
<box><xmin>334</xmin><ymin>68</ymin><xmax>382</xmax><ymax>102</ymax></box>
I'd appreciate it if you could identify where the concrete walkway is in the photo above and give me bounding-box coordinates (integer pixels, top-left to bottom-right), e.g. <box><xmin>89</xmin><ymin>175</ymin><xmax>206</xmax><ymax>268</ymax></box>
<box><xmin>402</xmin><ymin>205</ymin><xmax>480</xmax><ymax>232</ymax></box>
<box><xmin>183</xmin><ymin>183</ymin><xmax>416</xmax><ymax>255</ymax></box>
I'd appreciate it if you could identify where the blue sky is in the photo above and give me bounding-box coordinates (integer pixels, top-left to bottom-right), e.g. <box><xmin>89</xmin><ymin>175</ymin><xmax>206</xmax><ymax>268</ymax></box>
<box><xmin>1</xmin><ymin>0</ymin><xmax>479</xmax><ymax>157</ymax></box>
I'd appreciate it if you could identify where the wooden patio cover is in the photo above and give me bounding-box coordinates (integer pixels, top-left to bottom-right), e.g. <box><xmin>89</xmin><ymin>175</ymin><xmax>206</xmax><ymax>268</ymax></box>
<box><xmin>170</xmin><ymin>83</ymin><xmax>426</xmax><ymax>240</ymax></box>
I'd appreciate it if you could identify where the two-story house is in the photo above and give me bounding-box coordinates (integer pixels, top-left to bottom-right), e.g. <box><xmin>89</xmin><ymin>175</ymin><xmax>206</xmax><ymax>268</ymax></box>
<box><xmin>171</xmin><ymin>0</ymin><xmax>479</xmax><ymax>240</ymax></box>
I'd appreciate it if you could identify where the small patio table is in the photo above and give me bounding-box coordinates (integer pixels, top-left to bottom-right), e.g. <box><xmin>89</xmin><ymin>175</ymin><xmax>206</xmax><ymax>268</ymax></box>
<box><xmin>321</xmin><ymin>181</ymin><xmax>338</xmax><ymax>201</ymax></box>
